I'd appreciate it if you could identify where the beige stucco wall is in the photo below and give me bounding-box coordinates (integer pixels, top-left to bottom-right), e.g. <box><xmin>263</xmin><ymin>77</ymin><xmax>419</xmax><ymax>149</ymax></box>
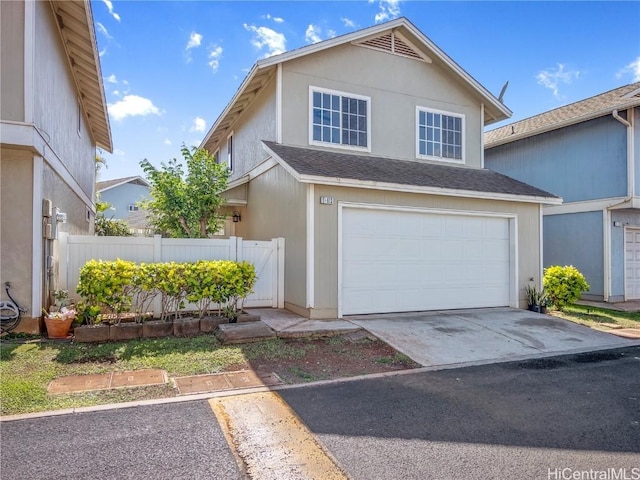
<box><xmin>213</xmin><ymin>75</ymin><xmax>277</xmax><ymax>181</ymax></box>
<box><xmin>33</xmin><ymin>0</ymin><xmax>95</xmax><ymax>199</ymax></box>
<box><xmin>234</xmin><ymin>165</ymin><xmax>307</xmax><ymax>310</ymax></box>
<box><xmin>281</xmin><ymin>42</ymin><xmax>483</xmax><ymax>167</ymax></box>
<box><xmin>0</xmin><ymin>149</ymin><xmax>36</xmax><ymax>330</ymax></box>
<box><xmin>1</xmin><ymin>0</ymin><xmax>25</xmax><ymax>121</ymax></box>
<box><xmin>311</xmin><ymin>185</ymin><xmax>542</xmax><ymax>318</ymax></box>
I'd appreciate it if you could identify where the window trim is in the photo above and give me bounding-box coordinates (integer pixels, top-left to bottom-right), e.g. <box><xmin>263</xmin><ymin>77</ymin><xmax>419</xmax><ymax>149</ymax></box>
<box><xmin>308</xmin><ymin>86</ymin><xmax>371</xmax><ymax>153</ymax></box>
<box><xmin>226</xmin><ymin>132</ymin><xmax>234</xmax><ymax>173</ymax></box>
<box><xmin>415</xmin><ymin>106</ymin><xmax>465</xmax><ymax>164</ymax></box>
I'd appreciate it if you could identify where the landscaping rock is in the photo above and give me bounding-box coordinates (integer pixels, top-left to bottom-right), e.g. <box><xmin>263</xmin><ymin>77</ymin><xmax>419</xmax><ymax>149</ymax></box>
<box><xmin>109</xmin><ymin>323</ymin><xmax>142</xmax><ymax>341</ymax></box>
<box><xmin>237</xmin><ymin>313</ymin><xmax>261</xmax><ymax>323</ymax></box>
<box><xmin>142</xmin><ymin>320</ymin><xmax>173</xmax><ymax>338</ymax></box>
<box><xmin>216</xmin><ymin>321</ymin><xmax>276</xmax><ymax>344</ymax></box>
<box><xmin>74</xmin><ymin>324</ymin><xmax>110</xmax><ymax>343</ymax></box>
<box><xmin>200</xmin><ymin>316</ymin><xmax>228</xmax><ymax>333</ymax></box>
<box><xmin>173</xmin><ymin>317</ymin><xmax>201</xmax><ymax>337</ymax></box>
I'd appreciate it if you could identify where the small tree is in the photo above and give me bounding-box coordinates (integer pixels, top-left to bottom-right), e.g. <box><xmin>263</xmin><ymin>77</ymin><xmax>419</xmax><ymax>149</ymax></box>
<box><xmin>543</xmin><ymin>265</ymin><xmax>590</xmax><ymax>311</ymax></box>
<box><xmin>140</xmin><ymin>146</ymin><xmax>229</xmax><ymax>238</ymax></box>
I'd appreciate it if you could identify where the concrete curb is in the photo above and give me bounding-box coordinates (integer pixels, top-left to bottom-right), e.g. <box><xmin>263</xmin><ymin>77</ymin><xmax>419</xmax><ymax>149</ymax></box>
<box><xmin>2</xmin><ymin>341</ymin><xmax>638</xmax><ymax>423</ymax></box>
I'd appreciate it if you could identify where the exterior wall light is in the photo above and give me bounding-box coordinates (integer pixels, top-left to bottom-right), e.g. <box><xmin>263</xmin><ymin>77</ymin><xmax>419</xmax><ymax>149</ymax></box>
<box><xmin>232</xmin><ymin>211</ymin><xmax>241</xmax><ymax>223</ymax></box>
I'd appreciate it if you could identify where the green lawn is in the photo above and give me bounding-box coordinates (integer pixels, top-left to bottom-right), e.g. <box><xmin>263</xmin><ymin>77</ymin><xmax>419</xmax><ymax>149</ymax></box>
<box><xmin>549</xmin><ymin>304</ymin><xmax>640</xmax><ymax>330</ymax></box>
<box><xmin>0</xmin><ymin>335</ymin><xmax>304</xmax><ymax>416</ymax></box>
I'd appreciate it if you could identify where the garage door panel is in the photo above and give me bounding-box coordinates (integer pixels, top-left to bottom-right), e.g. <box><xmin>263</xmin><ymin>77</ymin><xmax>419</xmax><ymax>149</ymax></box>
<box><xmin>342</xmin><ymin>208</ymin><xmax>511</xmax><ymax>315</ymax></box>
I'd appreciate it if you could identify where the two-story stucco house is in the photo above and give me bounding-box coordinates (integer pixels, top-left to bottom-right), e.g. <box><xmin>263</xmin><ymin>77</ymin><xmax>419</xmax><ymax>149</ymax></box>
<box><xmin>1</xmin><ymin>0</ymin><xmax>112</xmax><ymax>333</ymax></box>
<box><xmin>201</xmin><ymin>17</ymin><xmax>560</xmax><ymax>319</ymax></box>
<box><xmin>485</xmin><ymin>82</ymin><xmax>640</xmax><ymax>303</ymax></box>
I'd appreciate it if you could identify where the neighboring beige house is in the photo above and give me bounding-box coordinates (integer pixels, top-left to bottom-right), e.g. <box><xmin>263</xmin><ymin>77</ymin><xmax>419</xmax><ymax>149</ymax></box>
<box><xmin>1</xmin><ymin>0</ymin><xmax>112</xmax><ymax>332</ymax></box>
<box><xmin>201</xmin><ymin>17</ymin><xmax>560</xmax><ymax>319</ymax></box>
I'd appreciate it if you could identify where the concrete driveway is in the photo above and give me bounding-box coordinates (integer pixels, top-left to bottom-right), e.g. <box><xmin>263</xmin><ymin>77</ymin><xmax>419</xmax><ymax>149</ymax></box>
<box><xmin>347</xmin><ymin>308</ymin><xmax>636</xmax><ymax>367</ymax></box>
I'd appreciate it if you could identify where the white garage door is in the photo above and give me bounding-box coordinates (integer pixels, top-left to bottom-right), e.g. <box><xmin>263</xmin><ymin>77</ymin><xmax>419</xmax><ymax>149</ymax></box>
<box><xmin>341</xmin><ymin>208</ymin><xmax>512</xmax><ymax>315</ymax></box>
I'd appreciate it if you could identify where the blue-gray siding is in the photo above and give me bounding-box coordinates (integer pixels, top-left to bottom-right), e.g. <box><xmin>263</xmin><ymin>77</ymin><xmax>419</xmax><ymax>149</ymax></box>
<box><xmin>544</xmin><ymin>211</ymin><xmax>603</xmax><ymax>297</ymax></box>
<box><xmin>99</xmin><ymin>183</ymin><xmax>151</xmax><ymax>220</ymax></box>
<box><xmin>611</xmin><ymin>210</ymin><xmax>640</xmax><ymax>299</ymax></box>
<box><xmin>486</xmin><ymin>116</ymin><xmax>627</xmax><ymax>203</ymax></box>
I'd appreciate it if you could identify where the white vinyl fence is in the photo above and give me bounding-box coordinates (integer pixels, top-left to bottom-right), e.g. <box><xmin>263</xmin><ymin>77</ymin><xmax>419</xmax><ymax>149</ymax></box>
<box><xmin>57</xmin><ymin>233</ymin><xmax>284</xmax><ymax>314</ymax></box>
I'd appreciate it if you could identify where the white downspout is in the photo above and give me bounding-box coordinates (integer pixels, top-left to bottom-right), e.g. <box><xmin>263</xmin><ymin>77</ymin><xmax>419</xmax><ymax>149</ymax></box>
<box><xmin>609</xmin><ymin>109</ymin><xmax>634</xmax><ymax>302</ymax></box>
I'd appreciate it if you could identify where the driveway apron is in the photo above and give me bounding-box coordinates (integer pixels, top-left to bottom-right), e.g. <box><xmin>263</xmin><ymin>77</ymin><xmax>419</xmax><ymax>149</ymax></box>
<box><xmin>347</xmin><ymin>308</ymin><xmax>634</xmax><ymax>366</ymax></box>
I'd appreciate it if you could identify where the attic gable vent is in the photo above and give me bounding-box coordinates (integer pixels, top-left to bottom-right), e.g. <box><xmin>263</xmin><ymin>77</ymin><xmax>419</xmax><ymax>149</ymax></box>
<box><xmin>355</xmin><ymin>30</ymin><xmax>431</xmax><ymax>63</ymax></box>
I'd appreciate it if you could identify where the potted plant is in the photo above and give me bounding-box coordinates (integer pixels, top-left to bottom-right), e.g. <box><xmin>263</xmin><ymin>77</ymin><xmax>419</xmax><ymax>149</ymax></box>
<box><xmin>43</xmin><ymin>290</ymin><xmax>75</xmax><ymax>338</ymax></box>
<box><xmin>524</xmin><ymin>284</ymin><xmax>548</xmax><ymax>314</ymax></box>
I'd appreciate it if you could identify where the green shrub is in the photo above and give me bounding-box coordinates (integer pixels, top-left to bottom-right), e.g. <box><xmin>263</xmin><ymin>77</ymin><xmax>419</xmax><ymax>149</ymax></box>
<box><xmin>543</xmin><ymin>265</ymin><xmax>590</xmax><ymax>311</ymax></box>
<box><xmin>77</xmin><ymin>259</ymin><xmax>258</xmax><ymax>322</ymax></box>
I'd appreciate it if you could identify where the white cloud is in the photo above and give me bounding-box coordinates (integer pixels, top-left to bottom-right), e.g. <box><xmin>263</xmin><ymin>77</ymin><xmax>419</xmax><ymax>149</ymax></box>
<box><xmin>243</xmin><ymin>24</ymin><xmax>286</xmax><ymax>57</ymax></box>
<box><xmin>108</xmin><ymin>95</ymin><xmax>160</xmax><ymax>121</ymax></box>
<box><xmin>370</xmin><ymin>0</ymin><xmax>401</xmax><ymax>23</ymax></box>
<box><xmin>617</xmin><ymin>56</ymin><xmax>640</xmax><ymax>82</ymax></box>
<box><xmin>536</xmin><ymin>63</ymin><xmax>581</xmax><ymax>98</ymax></box>
<box><xmin>114</xmin><ymin>149</ymin><xmax>125</xmax><ymax>156</ymax></box>
<box><xmin>101</xmin><ymin>0</ymin><xmax>121</xmax><ymax>22</ymax></box>
<box><xmin>107</xmin><ymin>74</ymin><xmax>117</xmax><ymax>84</ymax></box>
<box><xmin>305</xmin><ymin>24</ymin><xmax>322</xmax><ymax>44</ymax></box>
<box><xmin>208</xmin><ymin>45</ymin><xmax>223</xmax><ymax>72</ymax></box>
<box><xmin>96</xmin><ymin>22</ymin><xmax>112</xmax><ymax>39</ymax></box>
<box><xmin>164</xmin><ymin>138</ymin><xmax>172</xmax><ymax>145</ymax></box>
<box><xmin>99</xmin><ymin>47</ymin><xmax>107</xmax><ymax>57</ymax></box>
<box><xmin>341</xmin><ymin>17</ymin><xmax>356</xmax><ymax>28</ymax></box>
<box><xmin>191</xmin><ymin>116</ymin><xmax>206</xmax><ymax>132</ymax></box>
<box><xmin>186</xmin><ymin>31</ymin><xmax>203</xmax><ymax>50</ymax></box>
<box><xmin>113</xmin><ymin>90</ymin><xmax>120</xmax><ymax>96</ymax></box>
<box><xmin>265</xmin><ymin>14</ymin><xmax>284</xmax><ymax>23</ymax></box>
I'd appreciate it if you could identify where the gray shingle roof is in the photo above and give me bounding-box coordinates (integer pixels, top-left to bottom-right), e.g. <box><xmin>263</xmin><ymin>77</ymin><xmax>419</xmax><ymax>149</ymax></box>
<box><xmin>486</xmin><ymin>82</ymin><xmax>640</xmax><ymax>147</ymax></box>
<box><xmin>263</xmin><ymin>141</ymin><xmax>559</xmax><ymax>200</ymax></box>
<box><xmin>96</xmin><ymin>176</ymin><xmax>150</xmax><ymax>192</ymax></box>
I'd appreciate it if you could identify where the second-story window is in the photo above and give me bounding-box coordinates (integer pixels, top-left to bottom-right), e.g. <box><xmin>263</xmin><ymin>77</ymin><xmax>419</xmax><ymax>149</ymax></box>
<box><xmin>128</xmin><ymin>204</ymin><xmax>139</xmax><ymax>212</ymax></box>
<box><xmin>310</xmin><ymin>87</ymin><xmax>370</xmax><ymax>150</ymax></box>
<box><xmin>416</xmin><ymin>107</ymin><xmax>464</xmax><ymax>163</ymax></box>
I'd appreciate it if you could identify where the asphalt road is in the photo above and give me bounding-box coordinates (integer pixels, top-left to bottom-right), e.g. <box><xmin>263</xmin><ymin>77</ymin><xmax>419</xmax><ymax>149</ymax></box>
<box><xmin>0</xmin><ymin>401</ymin><xmax>242</xmax><ymax>480</ymax></box>
<box><xmin>280</xmin><ymin>346</ymin><xmax>640</xmax><ymax>480</ymax></box>
<box><xmin>2</xmin><ymin>346</ymin><xmax>639</xmax><ymax>480</ymax></box>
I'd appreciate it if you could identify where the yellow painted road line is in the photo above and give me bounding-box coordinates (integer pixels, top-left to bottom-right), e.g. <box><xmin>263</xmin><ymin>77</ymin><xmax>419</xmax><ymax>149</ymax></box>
<box><xmin>209</xmin><ymin>392</ymin><xmax>349</xmax><ymax>480</ymax></box>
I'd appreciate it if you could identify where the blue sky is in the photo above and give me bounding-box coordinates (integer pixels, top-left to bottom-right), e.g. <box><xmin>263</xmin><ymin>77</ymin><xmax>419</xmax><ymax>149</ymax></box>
<box><xmin>94</xmin><ymin>0</ymin><xmax>640</xmax><ymax>181</ymax></box>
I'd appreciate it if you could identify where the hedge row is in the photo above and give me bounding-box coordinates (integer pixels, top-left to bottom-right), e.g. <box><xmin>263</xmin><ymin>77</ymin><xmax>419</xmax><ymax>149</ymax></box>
<box><xmin>76</xmin><ymin>259</ymin><xmax>257</xmax><ymax>323</ymax></box>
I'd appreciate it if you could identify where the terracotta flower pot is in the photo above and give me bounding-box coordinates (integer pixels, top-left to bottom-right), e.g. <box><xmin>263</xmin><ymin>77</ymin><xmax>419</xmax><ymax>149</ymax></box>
<box><xmin>44</xmin><ymin>316</ymin><xmax>74</xmax><ymax>339</ymax></box>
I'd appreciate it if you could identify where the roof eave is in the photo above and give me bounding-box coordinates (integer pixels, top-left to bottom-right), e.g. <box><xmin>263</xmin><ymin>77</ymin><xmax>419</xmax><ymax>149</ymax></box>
<box><xmin>50</xmin><ymin>0</ymin><xmax>112</xmax><ymax>152</ymax></box>
<box><xmin>486</xmin><ymin>99</ymin><xmax>640</xmax><ymax>149</ymax></box>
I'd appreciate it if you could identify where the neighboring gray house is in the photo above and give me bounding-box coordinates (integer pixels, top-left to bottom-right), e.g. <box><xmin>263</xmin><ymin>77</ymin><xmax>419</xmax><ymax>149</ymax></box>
<box><xmin>97</xmin><ymin>176</ymin><xmax>151</xmax><ymax>220</ymax></box>
<box><xmin>97</xmin><ymin>176</ymin><xmax>152</xmax><ymax>235</ymax></box>
<box><xmin>1</xmin><ymin>0</ymin><xmax>112</xmax><ymax>333</ymax></box>
<box><xmin>485</xmin><ymin>82</ymin><xmax>640</xmax><ymax>302</ymax></box>
<box><xmin>201</xmin><ymin>17</ymin><xmax>559</xmax><ymax>319</ymax></box>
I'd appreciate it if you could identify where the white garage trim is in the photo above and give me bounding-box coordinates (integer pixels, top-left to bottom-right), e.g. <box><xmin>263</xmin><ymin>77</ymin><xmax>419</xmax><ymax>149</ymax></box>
<box><xmin>337</xmin><ymin>202</ymin><xmax>518</xmax><ymax>317</ymax></box>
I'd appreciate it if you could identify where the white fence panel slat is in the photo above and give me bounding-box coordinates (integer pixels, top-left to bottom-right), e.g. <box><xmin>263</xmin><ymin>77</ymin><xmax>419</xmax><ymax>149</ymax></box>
<box><xmin>58</xmin><ymin>233</ymin><xmax>283</xmax><ymax>311</ymax></box>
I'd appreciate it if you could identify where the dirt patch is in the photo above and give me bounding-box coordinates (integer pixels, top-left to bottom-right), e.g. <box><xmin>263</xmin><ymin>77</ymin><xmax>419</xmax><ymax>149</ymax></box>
<box><xmin>233</xmin><ymin>334</ymin><xmax>419</xmax><ymax>384</ymax></box>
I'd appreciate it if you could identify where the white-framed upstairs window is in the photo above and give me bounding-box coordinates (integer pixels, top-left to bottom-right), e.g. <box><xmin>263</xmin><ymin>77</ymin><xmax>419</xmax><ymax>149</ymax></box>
<box><xmin>214</xmin><ymin>148</ymin><xmax>220</xmax><ymax>165</ymax></box>
<box><xmin>309</xmin><ymin>86</ymin><xmax>371</xmax><ymax>152</ymax></box>
<box><xmin>128</xmin><ymin>204</ymin><xmax>140</xmax><ymax>212</ymax></box>
<box><xmin>416</xmin><ymin>107</ymin><xmax>465</xmax><ymax>164</ymax></box>
<box><xmin>226</xmin><ymin>132</ymin><xmax>234</xmax><ymax>173</ymax></box>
